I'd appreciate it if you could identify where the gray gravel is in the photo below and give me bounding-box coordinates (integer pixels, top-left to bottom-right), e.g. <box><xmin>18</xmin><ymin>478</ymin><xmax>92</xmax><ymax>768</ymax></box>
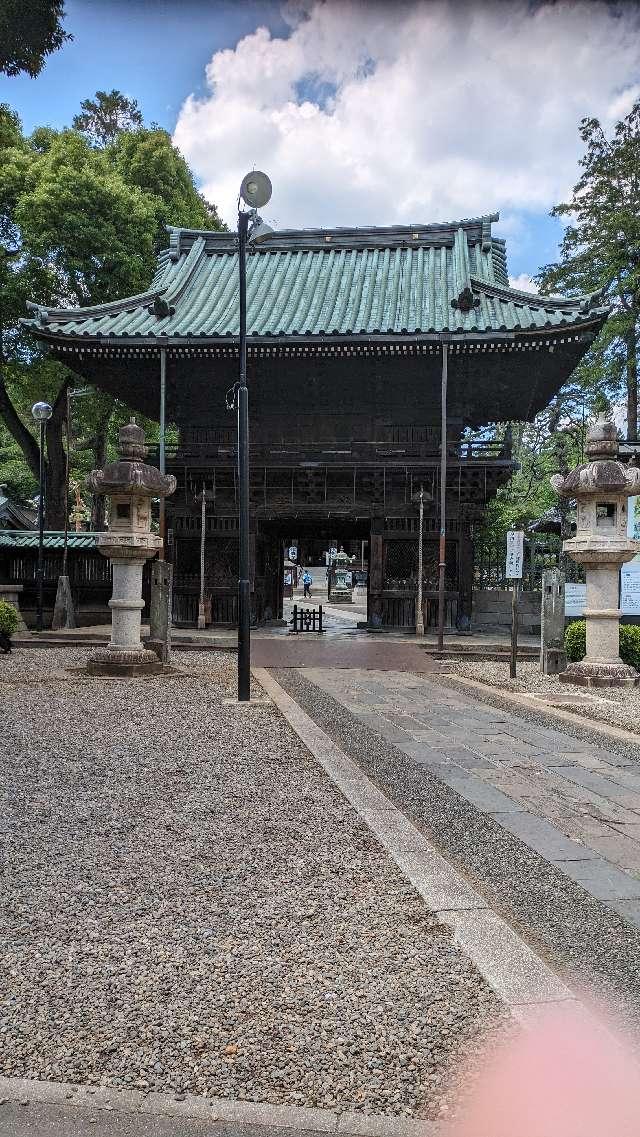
<box><xmin>0</xmin><ymin>647</ymin><xmax>504</xmax><ymax>1119</ymax></box>
<box><xmin>274</xmin><ymin>667</ymin><xmax>640</xmax><ymax>1033</ymax></box>
<box><xmin>443</xmin><ymin>659</ymin><xmax>640</xmax><ymax>736</ymax></box>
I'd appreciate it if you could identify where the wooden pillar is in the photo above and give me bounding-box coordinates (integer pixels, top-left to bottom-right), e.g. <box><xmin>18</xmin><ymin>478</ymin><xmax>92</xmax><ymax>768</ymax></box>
<box><xmin>458</xmin><ymin>524</ymin><xmax>473</xmax><ymax>627</ymax></box>
<box><xmin>368</xmin><ymin>515</ymin><xmax>384</xmax><ymax>627</ymax></box>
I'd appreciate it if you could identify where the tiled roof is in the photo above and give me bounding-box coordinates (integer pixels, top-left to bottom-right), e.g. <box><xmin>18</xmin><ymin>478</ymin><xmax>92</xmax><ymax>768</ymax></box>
<box><xmin>24</xmin><ymin>214</ymin><xmax>608</xmax><ymax>344</ymax></box>
<box><xmin>0</xmin><ymin>530</ymin><xmax>97</xmax><ymax>549</ymax></box>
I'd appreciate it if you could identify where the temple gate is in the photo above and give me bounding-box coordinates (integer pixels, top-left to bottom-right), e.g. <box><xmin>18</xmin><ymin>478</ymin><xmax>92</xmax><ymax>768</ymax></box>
<box><xmin>25</xmin><ymin>215</ymin><xmax>608</xmax><ymax>630</ymax></box>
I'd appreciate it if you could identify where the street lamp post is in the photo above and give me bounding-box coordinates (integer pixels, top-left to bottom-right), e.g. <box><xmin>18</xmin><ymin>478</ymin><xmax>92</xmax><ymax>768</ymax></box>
<box><xmin>416</xmin><ymin>484</ymin><xmax>424</xmax><ymax>636</ymax></box>
<box><xmin>31</xmin><ymin>401</ymin><xmax>53</xmax><ymax>632</ymax></box>
<box><xmin>235</xmin><ymin>171</ymin><xmax>272</xmax><ymax>701</ymax></box>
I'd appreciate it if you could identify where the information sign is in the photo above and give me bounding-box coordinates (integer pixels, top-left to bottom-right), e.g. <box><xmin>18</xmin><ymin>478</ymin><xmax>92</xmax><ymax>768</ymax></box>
<box><xmin>621</xmin><ymin>562</ymin><xmax>640</xmax><ymax>616</ymax></box>
<box><xmin>565</xmin><ymin>582</ymin><xmax>586</xmax><ymax>617</ymax></box>
<box><xmin>505</xmin><ymin>530</ymin><xmax>524</xmax><ymax>580</ymax></box>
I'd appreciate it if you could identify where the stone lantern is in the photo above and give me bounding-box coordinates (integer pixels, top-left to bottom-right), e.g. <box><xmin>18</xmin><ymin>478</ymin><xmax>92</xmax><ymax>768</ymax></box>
<box><xmin>551</xmin><ymin>414</ymin><xmax>640</xmax><ymax>687</ymax></box>
<box><xmin>85</xmin><ymin>419</ymin><xmax>176</xmax><ymax>676</ymax></box>
<box><xmin>329</xmin><ymin>547</ymin><xmax>354</xmax><ymax>604</ymax></box>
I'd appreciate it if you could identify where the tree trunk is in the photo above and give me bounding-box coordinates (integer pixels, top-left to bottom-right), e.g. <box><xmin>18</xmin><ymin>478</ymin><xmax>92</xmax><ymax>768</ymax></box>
<box><xmin>627</xmin><ymin>322</ymin><xmax>638</xmax><ymax>442</ymax></box>
<box><xmin>89</xmin><ymin>401</ymin><xmax>114</xmax><ymax>530</ymax></box>
<box><xmin>44</xmin><ymin>383</ymin><xmax>69</xmax><ymax>529</ymax></box>
<box><xmin>0</xmin><ymin>372</ymin><xmax>41</xmax><ymax>483</ymax></box>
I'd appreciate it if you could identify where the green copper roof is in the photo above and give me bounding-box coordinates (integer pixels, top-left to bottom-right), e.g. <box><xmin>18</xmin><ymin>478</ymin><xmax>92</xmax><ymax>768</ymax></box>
<box><xmin>24</xmin><ymin>214</ymin><xmax>608</xmax><ymax>344</ymax></box>
<box><xmin>0</xmin><ymin>530</ymin><xmax>97</xmax><ymax>549</ymax></box>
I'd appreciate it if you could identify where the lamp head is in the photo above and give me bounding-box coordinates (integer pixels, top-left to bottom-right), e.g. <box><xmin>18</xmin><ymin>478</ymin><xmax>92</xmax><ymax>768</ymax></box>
<box><xmin>240</xmin><ymin>170</ymin><xmax>272</xmax><ymax>209</ymax></box>
<box><xmin>32</xmin><ymin>401</ymin><xmax>53</xmax><ymax>423</ymax></box>
<box><xmin>249</xmin><ymin>220</ymin><xmax>274</xmax><ymax>244</ymax></box>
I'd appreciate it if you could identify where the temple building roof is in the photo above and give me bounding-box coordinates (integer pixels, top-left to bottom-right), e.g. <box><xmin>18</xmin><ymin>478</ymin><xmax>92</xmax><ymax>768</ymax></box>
<box><xmin>24</xmin><ymin>214</ymin><xmax>608</xmax><ymax>351</ymax></box>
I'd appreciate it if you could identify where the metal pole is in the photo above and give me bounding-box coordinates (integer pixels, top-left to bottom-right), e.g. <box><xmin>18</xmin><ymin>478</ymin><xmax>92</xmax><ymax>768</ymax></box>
<box><xmin>510</xmin><ymin>579</ymin><xmax>519</xmax><ymax>679</ymax></box>
<box><xmin>62</xmin><ymin>388</ymin><xmax>70</xmax><ymax>578</ymax></box>
<box><xmin>237</xmin><ymin>209</ymin><xmax>251</xmax><ymax>701</ymax></box>
<box><xmin>159</xmin><ymin>348</ymin><xmax>166</xmax><ymax>558</ymax></box>
<box><xmin>36</xmin><ymin>420</ymin><xmax>45</xmax><ymax>632</ymax></box>
<box><xmin>416</xmin><ymin>483</ymin><xmax>424</xmax><ymax>636</ymax></box>
<box><xmin>437</xmin><ymin>343</ymin><xmax>448</xmax><ymax>652</ymax></box>
<box><xmin>197</xmin><ymin>482</ymin><xmax>206</xmax><ymax>630</ymax></box>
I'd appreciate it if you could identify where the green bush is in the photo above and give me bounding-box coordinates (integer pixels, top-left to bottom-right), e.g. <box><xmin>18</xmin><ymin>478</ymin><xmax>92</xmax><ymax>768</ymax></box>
<box><xmin>565</xmin><ymin>619</ymin><xmax>640</xmax><ymax>671</ymax></box>
<box><xmin>0</xmin><ymin>600</ymin><xmax>19</xmax><ymax>637</ymax></box>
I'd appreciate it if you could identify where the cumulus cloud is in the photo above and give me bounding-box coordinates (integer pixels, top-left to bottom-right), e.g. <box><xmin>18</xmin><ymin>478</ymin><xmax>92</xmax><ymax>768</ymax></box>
<box><xmin>173</xmin><ymin>0</ymin><xmax>640</xmax><ymax>234</ymax></box>
<box><xmin>509</xmin><ymin>273</ymin><xmax>539</xmax><ymax>293</ymax></box>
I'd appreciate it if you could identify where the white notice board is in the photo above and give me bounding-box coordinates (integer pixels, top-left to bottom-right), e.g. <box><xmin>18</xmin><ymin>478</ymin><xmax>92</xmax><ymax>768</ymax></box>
<box><xmin>621</xmin><ymin>562</ymin><xmax>640</xmax><ymax>616</ymax></box>
<box><xmin>565</xmin><ymin>583</ymin><xmax>586</xmax><ymax>617</ymax></box>
<box><xmin>505</xmin><ymin>530</ymin><xmax>524</xmax><ymax>579</ymax></box>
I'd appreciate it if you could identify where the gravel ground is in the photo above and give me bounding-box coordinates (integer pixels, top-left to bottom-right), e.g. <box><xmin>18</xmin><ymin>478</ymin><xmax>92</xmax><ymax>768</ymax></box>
<box><xmin>0</xmin><ymin>647</ymin><xmax>504</xmax><ymax>1119</ymax></box>
<box><xmin>275</xmin><ymin>667</ymin><xmax>640</xmax><ymax>1033</ymax></box>
<box><xmin>442</xmin><ymin>659</ymin><xmax>640</xmax><ymax>735</ymax></box>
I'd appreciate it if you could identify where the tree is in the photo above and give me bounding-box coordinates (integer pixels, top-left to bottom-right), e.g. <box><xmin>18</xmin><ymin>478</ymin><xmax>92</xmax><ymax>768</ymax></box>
<box><xmin>72</xmin><ymin>90</ymin><xmax>143</xmax><ymax>148</ymax></box>
<box><xmin>538</xmin><ymin>99</ymin><xmax>640</xmax><ymax>439</ymax></box>
<box><xmin>0</xmin><ymin>97</ymin><xmax>223</xmax><ymax>527</ymax></box>
<box><xmin>0</xmin><ymin>0</ymin><xmax>70</xmax><ymax>78</ymax></box>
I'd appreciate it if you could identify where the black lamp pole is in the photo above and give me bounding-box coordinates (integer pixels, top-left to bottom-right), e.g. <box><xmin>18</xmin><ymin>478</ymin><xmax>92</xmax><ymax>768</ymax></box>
<box><xmin>237</xmin><ymin>208</ymin><xmax>251</xmax><ymax>701</ymax></box>
<box><xmin>32</xmin><ymin>401</ymin><xmax>52</xmax><ymax>632</ymax></box>
<box><xmin>36</xmin><ymin>418</ymin><xmax>46</xmax><ymax>633</ymax></box>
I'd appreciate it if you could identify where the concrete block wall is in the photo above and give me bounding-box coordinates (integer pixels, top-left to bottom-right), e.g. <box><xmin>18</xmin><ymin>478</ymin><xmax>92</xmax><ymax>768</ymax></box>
<box><xmin>472</xmin><ymin>589</ymin><xmax>541</xmax><ymax>634</ymax></box>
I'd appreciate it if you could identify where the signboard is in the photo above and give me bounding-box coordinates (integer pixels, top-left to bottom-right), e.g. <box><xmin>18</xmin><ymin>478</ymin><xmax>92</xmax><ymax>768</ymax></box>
<box><xmin>505</xmin><ymin>530</ymin><xmax>524</xmax><ymax>579</ymax></box>
<box><xmin>621</xmin><ymin>562</ymin><xmax>640</xmax><ymax>615</ymax></box>
<box><xmin>627</xmin><ymin>497</ymin><xmax>640</xmax><ymax>541</ymax></box>
<box><xmin>565</xmin><ymin>582</ymin><xmax>586</xmax><ymax>617</ymax></box>
<box><xmin>288</xmin><ymin>546</ymin><xmax>297</xmax><ymax>562</ymax></box>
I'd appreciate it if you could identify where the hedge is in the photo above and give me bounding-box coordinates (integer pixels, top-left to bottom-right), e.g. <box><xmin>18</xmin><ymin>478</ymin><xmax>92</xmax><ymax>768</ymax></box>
<box><xmin>0</xmin><ymin>600</ymin><xmax>19</xmax><ymax>637</ymax></box>
<box><xmin>565</xmin><ymin>619</ymin><xmax>640</xmax><ymax>672</ymax></box>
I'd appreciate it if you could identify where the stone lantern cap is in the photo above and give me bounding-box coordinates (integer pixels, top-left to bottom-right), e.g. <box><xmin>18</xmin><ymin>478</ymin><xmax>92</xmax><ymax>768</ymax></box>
<box><xmin>87</xmin><ymin>419</ymin><xmax>176</xmax><ymax>498</ymax></box>
<box><xmin>550</xmin><ymin>414</ymin><xmax>640</xmax><ymax>499</ymax></box>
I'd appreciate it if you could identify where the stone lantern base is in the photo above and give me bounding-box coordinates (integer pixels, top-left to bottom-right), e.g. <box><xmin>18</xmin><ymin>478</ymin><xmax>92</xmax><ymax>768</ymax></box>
<box><xmin>559</xmin><ymin>660</ymin><xmax>639</xmax><ymax>688</ymax></box>
<box><xmin>86</xmin><ymin>645</ymin><xmax>166</xmax><ymax>678</ymax></box>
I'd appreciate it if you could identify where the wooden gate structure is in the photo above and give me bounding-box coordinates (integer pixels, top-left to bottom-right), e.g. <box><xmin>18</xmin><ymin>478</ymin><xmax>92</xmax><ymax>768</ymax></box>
<box><xmin>25</xmin><ymin>215</ymin><xmax>608</xmax><ymax>629</ymax></box>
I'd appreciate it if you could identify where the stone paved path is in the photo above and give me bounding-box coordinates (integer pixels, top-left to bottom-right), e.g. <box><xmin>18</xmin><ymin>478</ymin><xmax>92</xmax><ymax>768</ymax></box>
<box><xmin>302</xmin><ymin>668</ymin><xmax>640</xmax><ymax>930</ymax></box>
<box><xmin>251</xmin><ymin>640</ymin><xmax>437</xmax><ymax>671</ymax></box>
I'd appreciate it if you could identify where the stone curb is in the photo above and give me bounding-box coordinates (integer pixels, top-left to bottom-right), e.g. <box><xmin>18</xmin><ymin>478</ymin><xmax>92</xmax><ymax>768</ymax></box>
<box><xmin>0</xmin><ymin>1076</ymin><xmax>441</xmax><ymax>1136</ymax></box>
<box><xmin>443</xmin><ymin>673</ymin><xmax>640</xmax><ymax>748</ymax></box>
<box><xmin>253</xmin><ymin>667</ymin><xmax>580</xmax><ymax>1023</ymax></box>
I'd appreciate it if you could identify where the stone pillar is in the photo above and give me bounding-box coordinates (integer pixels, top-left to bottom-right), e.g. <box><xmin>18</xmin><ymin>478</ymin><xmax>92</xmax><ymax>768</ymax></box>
<box><xmin>148</xmin><ymin>560</ymin><xmax>173</xmax><ymax>663</ymax></box>
<box><xmin>584</xmin><ymin>564</ymin><xmax>622</xmax><ymax>664</ymax></box>
<box><xmin>540</xmin><ymin>569</ymin><xmax>566</xmax><ymax>674</ymax></box>
<box><xmin>109</xmin><ymin>556</ymin><xmax>147</xmax><ymax>653</ymax></box>
<box><xmin>52</xmin><ymin>574</ymin><xmax>76</xmax><ymax>631</ymax></box>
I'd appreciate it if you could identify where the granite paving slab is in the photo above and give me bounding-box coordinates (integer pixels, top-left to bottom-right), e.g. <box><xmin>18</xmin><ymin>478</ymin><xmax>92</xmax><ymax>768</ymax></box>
<box><xmin>293</xmin><ymin>668</ymin><xmax>640</xmax><ymax>936</ymax></box>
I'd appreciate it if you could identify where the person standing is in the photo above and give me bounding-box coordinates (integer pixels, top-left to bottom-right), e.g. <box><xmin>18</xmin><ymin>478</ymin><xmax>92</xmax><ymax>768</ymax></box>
<box><xmin>302</xmin><ymin>568</ymin><xmax>312</xmax><ymax>598</ymax></box>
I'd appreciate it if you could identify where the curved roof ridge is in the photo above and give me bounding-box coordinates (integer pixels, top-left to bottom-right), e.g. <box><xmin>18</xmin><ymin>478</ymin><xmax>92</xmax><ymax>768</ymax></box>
<box><xmin>470</xmin><ymin>275</ymin><xmax>607</xmax><ymax>313</ymax></box>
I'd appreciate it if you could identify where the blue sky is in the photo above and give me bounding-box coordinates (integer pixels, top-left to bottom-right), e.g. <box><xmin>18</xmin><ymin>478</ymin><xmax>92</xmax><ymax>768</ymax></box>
<box><xmin>0</xmin><ymin>1</ymin><xmax>286</xmax><ymax>136</ymax></box>
<box><xmin>2</xmin><ymin>0</ymin><xmax>638</xmax><ymax>286</ymax></box>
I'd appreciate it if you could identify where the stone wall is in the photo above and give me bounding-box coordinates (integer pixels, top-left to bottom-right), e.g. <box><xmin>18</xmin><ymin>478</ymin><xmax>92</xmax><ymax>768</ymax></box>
<box><xmin>472</xmin><ymin>589</ymin><xmax>541</xmax><ymax>634</ymax></box>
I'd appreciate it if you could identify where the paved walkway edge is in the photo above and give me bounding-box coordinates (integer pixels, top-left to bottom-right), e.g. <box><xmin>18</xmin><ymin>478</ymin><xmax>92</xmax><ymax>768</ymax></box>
<box><xmin>0</xmin><ymin>1076</ymin><xmax>440</xmax><ymax>1137</ymax></box>
<box><xmin>443</xmin><ymin>673</ymin><xmax>640</xmax><ymax>748</ymax></box>
<box><xmin>254</xmin><ymin>668</ymin><xmax>579</xmax><ymax>1024</ymax></box>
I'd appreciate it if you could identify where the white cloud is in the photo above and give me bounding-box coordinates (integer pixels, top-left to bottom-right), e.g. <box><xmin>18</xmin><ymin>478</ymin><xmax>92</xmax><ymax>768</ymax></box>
<box><xmin>173</xmin><ymin>0</ymin><xmax>640</xmax><ymax>234</ymax></box>
<box><xmin>509</xmin><ymin>273</ymin><xmax>539</xmax><ymax>293</ymax></box>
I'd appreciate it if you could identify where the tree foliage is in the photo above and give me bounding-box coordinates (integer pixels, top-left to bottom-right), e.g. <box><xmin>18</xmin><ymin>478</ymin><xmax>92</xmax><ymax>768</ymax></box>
<box><xmin>0</xmin><ymin>93</ymin><xmax>223</xmax><ymax>527</ymax></box>
<box><xmin>481</xmin><ymin>99</ymin><xmax>640</xmax><ymax>549</ymax></box>
<box><xmin>0</xmin><ymin>0</ymin><xmax>71</xmax><ymax>78</ymax></box>
<box><xmin>537</xmin><ymin>98</ymin><xmax>640</xmax><ymax>439</ymax></box>
<box><xmin>72</xmin><ymin>90</ymin><xmax>143</xmax><ymax>148</ymax></box>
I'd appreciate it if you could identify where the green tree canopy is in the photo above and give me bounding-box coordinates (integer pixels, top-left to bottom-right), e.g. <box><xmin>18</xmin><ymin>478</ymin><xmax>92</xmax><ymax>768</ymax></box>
<box><xmin>72</xmin><ymin>90</ymin><xmax>143</xmax><ymax>148</ymax></box>
<box><xmin>0</xmin><ymin>0</ymin><xmax>70</xmax><ymax>78</ymax></box>
<box><xmin>537</xmin><ymin>98</ymin><xmax>640</xmax><ymax>439</ymax></box>
<box><xmin>0</xmin><ymin>93</ymin><xmax>223</xmax><ymax>527</ymax></box>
